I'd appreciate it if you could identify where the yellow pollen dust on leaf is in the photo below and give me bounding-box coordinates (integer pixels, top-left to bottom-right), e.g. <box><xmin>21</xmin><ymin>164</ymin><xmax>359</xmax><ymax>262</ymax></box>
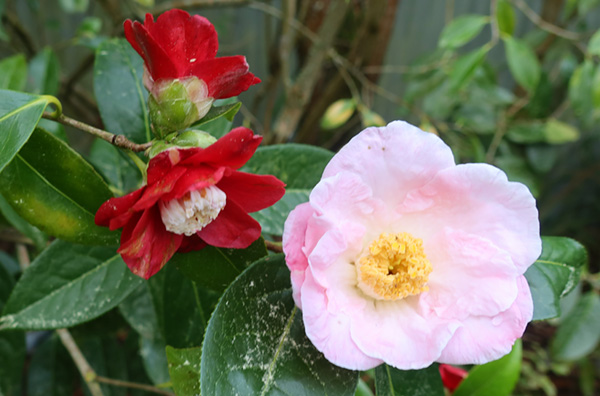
<box><xmin>356</xmin><ymin>232</ymin><xmax>432</xmax><ymax>300</ymax></box>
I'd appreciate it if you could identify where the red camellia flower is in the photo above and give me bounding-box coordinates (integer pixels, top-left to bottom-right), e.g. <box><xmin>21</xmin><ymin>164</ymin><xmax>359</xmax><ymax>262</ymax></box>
<box><xmin>439</xmin><ymin>364</ymin><xmax>468</xmax><ymax>393</ymax></box>
<box><xmin>95</xmin><ymin>128</ymin><xmax>285</xmax><ymax>279</ymax></box>
<box><xmin>124</xmin><ymin>9</ymin><xmax>260</xmax><ymax>104</ymax></box>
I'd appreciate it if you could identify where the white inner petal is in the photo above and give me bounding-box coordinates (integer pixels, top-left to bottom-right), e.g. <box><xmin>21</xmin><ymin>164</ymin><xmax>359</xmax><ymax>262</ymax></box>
<box><xmin>159</xmin><ymin>185</ymin><xmax>226</xmax><ymax>236</ymax></box>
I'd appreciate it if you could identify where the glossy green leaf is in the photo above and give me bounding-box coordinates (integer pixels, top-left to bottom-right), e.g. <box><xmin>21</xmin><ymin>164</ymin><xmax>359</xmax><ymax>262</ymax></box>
<box><xmin>0</xmin><ymin>263</ymin><xmax>24</xmax><ymax>396</ymax></box>
<box><xmin>27</xmin><ymin>334</ymin><xmax>77</xmax><ymax>396</ymax></box>
<box><xmin>449</xmin><ymin>47</ymin><xmax>489</xmax><ymax>92</ymax></box>
<box><xmin>544</xmin><ymin>119</ymin><xmax>579</xmax><ymax>144</ymax></box>
<box><xmin>191</xmin><ymin>101</ymin><xmax>241</xmax><ymax>128</ymax></box>
<box><xmin>243</xmin><ymin>144</ymin><xmax>334</xmax><ymax>189</ymax></box>
<box><xmin>94</xmin><ymin>38</ymin><xmax>151</xmax><ymax>143</ymax></box>
<box><xmin>453</xmin><ymin>341</ymin><xmax>522</xmax><ymax>396</ymax></box>
<box><xmin>504</xmin><ymin>37</ymin><xmax>540</xmax><ymax>94</ymax></box>
<box><xmin>438</xmin><ymin>15</ymin><xmax>489</xmax><ymax>49</ymax></box>
<box><xmin>201</xmin><ymin>254</ymin><xmax>358</xmax><ymax>396</ymax></box>
<box><xmin>88</xmin><ymin>138</ymin><xmax>143</xmax><ymax>196</ymax></box>
<box><xmin>0</xmin><ymin>55</ymin><xmax>27</xmax><ymax>90</ymax></box>
<box><xmin>27</xmin><ymin>47</ymin><xmax>60</xmax><ymax>96</ymax></box>
<box><xmin>551</xmin><ymin>292</ymin><xmax>600</xmax><ymax>361</ymax></box>
<box><xmin>0</xmin><ymin>193</ymin><xmax>47</xmax><ymax>250</ymax></box>
<box><xmin>80</xmin><ymin>336</ymin><xmax>129</xmax><ymax>396</ymax></box>
<box><xmin>0</xmin><ymin>128</ymin><xmax>118</xmax><ymax>245</ymax></box>
<box><xmin>321</xmin><ymin>98</ymin><xmax>356</xmax><ymax>130</ymax></box>
<box><xmin>355</xmin><ymin>379</ymin><xmax>375</xmax><ymax>396</ymax></box>
<box><xmin>167</xmin><ymin>346</ymin><xmax>201</xmax><ymax>396</ymax></box>
<box><xmin>0</xmin><ymin>90</ymin><xmax>49</xmax><ymax>174</ymax></box>
<box><xmin>375</xmin><ymin>364</ymin><xmax>444</xmax><ymax>396</ymax></box>
<box><xmin>496</xmin><ymin>0</ymin><xmax>515</xmax><ymax>36</ymax></box>
<box><xmin>0</xmin><ymin>240</ymin><xmax>142</xmax><ymax>330</ymax></box>
<box><xmin>525</xmin><ymin>237</ymin><xmax>587</xmax><ymax>321</ymax></box>
<box><xmin>589</xmin><ymin>29</ymin><xmax>600</xmax><ymax>56</ymax></box>
<box><xmin>252</xmin><ymin>190</ymin><xmax>310</xmax><ymax>236</ymax></box>
<box><xmin>140</xmin><ymin>337</ymin><xmax>170</xmax><ymax>385</ymax></box>
<box><xmin>568</xmin><ymin>60</ymin><xmax>595</xmax><ymax>117</ymax></box>
<box><xmin>170</xmin><ymin>237</ymin><xmax>267</xmax><ymax>291</ymax></box>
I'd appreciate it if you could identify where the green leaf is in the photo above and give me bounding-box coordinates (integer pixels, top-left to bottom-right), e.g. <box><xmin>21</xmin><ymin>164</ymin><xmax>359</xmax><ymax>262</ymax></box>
<box><xmin>27</xmin><ymin>47</ymin><xmax>60</xmax><ymax>96</ymax></box>
<box><xmin>355</xmin><ymin>379</ymin><xmax>375</xmax><ymax>396</ymax></box>
<box><xmin>80</xmin><ymin>336</ymin><xmax>129</xmax><ymax>396</ymax></box>
<box><xmin>495</xmin><ymin>156</ymin><xmax>540</xmax><ymax>197</ymax></box>
<box><xmin>243</xmin><ymin>144</ymin><xmax>334</xmax><ymax>189</ymax></box>
<box><xmin>0</xmin><ymin>263</ymin><xmax>24</xmax><ymax>396</ymax></box>
<box><xmin>0</xmin><ymin>55</ymin><xmax>27</xmax><ymax>90</ymax></box>
<box><xmin>88</xmin><ymin>139</ymin><xmax>143</xmax><ymax>195</ymax></box>
<box><xmin>525</xmin><ymin>237</ymin><xmax>587</xmax><ymax>321</ymax></box>
<box><xmin>506</xmin><ymin>121</ymin><xmax>546</xmax><ymax>144</ymax></box>
<box><xmin>140</xmin><ymin>337</ymin><xmax>170</xmax><ymax>385</ymax></box>
<box><xmin>201</xmin><ymin>255</ymin><xmax>358</xmax><ymax>395</ymax></box>
<box><xmin>544</xmin><ymin>119</ymin><xmax>579</xmax><ymax>144</ymax></box>
<box><xmin>551</xmin><ymin>292</ymin><xmax>600</xmax><ymax>361</ymax></box>
<box><xmin>170</xmin><ymin>237</ymin><xmax>267</xmax><ymax>291</ymax></box>
<box><xmin>0</xmin><ymin>240</ymin><xmax>142</xmax><ymax>330</ymax></box>
<box><xmin>504</xmin><ymin>36</ymin><xmax>541</xmax><ymax>94</ymax></box>
<box><xmin>438</xmin><ymin>15</ymin><xmax>489</xmax><ymax>49</ymax></box>
<box><xmin>568</xmin><ymin>60</ymin><xmax>595</xmax><ymax>117</ymax></box>
<box><xmin>0</xmin><ymin>193</ymin><xmax>47</xmax><ymax>250</ymax></box>
<box><xmin>449</xmin><ymin>47</ymin><xmax>489</xmax><ymax>92</ymax></box>
<box><xmin>252</xmin><ymin>190</ymin><xmax>309</xmax><ymax>236</ymax></box>
<box><xmin>496</xmin><ymin>0</ymin><xmax>515</xmax><ymax>36</ymax></box>
<box><xmin>588</xmin><ymin>29</ymin><xmax>600</xmax><ymax>56</ymax></box>
<box><xmin>453</xmin><ymin>341</ymin><xmax>521</xmax><ymax>396</ymax></box>
<box><xmin>374</xmin><ymin>364</ymin><xmax>444</xmax><ymax>396</ymax></box>
<box><xmin>167</xmin><ymin>346</ymin><xmax>201</xmax><ymax>396</ymax></box>
<box><xmin>27</xmin><ymin>334</ymin><xmax>77</xmax><ymax>396</ymax></box>
<box><xmin>321</xmin><ymin>98</ymin><xmax>356</xmax><ymax>130</ymax></box>
<box><xmin>0</xmin><ymin>90</ymin><xmax>49</xmax><ymax>174</ymax></box>
<box><xmin>0</xmin><ymin>128</ymin><xmax>118</xmax><ymax>245</ymax></box>
<box><xmin>58</xmin><ymin>0</ymin><xmax>88</xmax><ymax>13</ymax></box>
<box><xmin>190</xmin><ymin>101</ymin><xmax>241</xmax><ymax>129</ymax></box>
<box><xmin>94</xmin><ymin>38</ymin><xmax>151</xmax><ymax>143</ymax></box>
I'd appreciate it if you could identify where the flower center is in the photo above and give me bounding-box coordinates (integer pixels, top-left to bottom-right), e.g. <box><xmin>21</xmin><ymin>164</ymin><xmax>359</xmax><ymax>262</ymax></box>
<box><xmin>356</xmin><ymin>232</ymin><xmax>432</xmax><ymax>300</ymax></box>
<box><xmin>159</xmin><ymin>185</ymin><xmax>226</xmax><ymax>236</ymax></box>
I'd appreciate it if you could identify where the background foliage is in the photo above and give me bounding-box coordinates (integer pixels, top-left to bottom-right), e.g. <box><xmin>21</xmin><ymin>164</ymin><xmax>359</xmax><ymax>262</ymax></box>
<box><xmin>0</xmin><ymin>0</ymin><xmax>598</xmax><ymax>395</ymax></box>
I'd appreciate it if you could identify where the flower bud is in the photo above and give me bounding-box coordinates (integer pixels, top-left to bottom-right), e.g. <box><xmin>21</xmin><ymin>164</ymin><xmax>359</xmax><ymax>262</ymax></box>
<box><xmin>148</xmin><ymin>76</ymin><xmax>214</xmax><ymax>137</ymax></box>
<box><xmin>147</xmin><ymin>130</ymin><xmax>217</xmax><ymax>158</ymax></box>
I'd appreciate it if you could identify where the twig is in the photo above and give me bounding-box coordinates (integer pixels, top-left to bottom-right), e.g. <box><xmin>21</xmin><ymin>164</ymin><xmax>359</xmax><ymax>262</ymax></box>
<box><xmin>57</xmin><ymin>328</ymin><xmax>105</xmax><ymax>396</ymax></box>
<box><xmin>490</xmin><ymin>0</ymin><xmax>500</xmax><ymax>46</ymax></box>
<box><xmin>16</xmin><ymin>244</ymin><xmax>30</xmax><ymax>271</ymax></box>
<box><xmin>0</xmin><ymin>230</ymin><xmax>33</xmax><ymax>245</ymax></box>
<box><xmin>94</xmin><ymin>377</ymin><xmax>175</xmax><ymax>396</ymax></box>
<box><xmin>42</xmin><ymin>113</ymin><xmax>151</xmax><ymax>152</ymax></box>
<box><xmin>265</xmin><ymin>240</ymin><xmax>283</xmax><ymax>253</ymax></box>
<box><xmin>2</xmin><ymin>10</ymin><xmax>36</xmax><ymax>56</ymax></box>
<box><xmin>511</xmin><ymin>0</ymin><xmax>583</xmax><ymax>41</ymax></box>
<box><xmin>279</xmin><ymin>0</ymin><xmax>296</xmax><ymax>93</ymax></box>
<box><xmin>485</xmin><ymin>95</ymin><xmax>530</xmax><ymax>162</ymax></box>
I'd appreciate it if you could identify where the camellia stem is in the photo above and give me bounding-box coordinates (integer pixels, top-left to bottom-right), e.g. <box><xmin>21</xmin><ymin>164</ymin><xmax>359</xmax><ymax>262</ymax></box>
<box><xmin>265</xmin><ymin>240</ymin><xmax>283</xmax><ymax>253</ymax></box>
<box><xmin>42</xmin><ymin>112</ymin><xmax>152</xmax><ymax>153</ymax></box>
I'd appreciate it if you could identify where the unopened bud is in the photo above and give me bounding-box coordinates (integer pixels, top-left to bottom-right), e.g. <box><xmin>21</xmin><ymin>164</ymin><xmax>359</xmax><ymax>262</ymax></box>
<box><xmin>147</xmin><ymin>130</ymin><xmax>217</xmax><ymax>158</ymax></box>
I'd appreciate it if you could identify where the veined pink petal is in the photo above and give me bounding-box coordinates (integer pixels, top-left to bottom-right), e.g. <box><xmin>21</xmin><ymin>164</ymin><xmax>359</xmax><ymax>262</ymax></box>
<box><xmin>437</xmin><ymin>276</ymin><xmax>533</xmax><ymax>365</ymax></box>
<box><xmin>283</xmin><ymin>203</ymin><xmax>314</xmax><ymax>308</ymax></box>
<box><xmin>400</xmin><ymin>163</ymin><xmax>541</xmax><ymax>274</ymax></box>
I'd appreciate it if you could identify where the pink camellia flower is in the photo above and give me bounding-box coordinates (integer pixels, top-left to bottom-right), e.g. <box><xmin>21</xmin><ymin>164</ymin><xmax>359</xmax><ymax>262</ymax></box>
<box><xmin>439</xmin><ymin>364</ymin><xmax>468</xmax><ymax>392</ymax></box>
<box><xmin>96</xmin><ymin>127</ymin><xmax>285</xmax><ymax>279</ymax></box>
<box><xmin>124</xmin><ymin>9</ymin><xmax>260</xmax><ymax>127</ymax></box>
<box><xmin>283</xmin><ymin>121</ymin><xmax>541</xmax><ymax>370</ymax></box>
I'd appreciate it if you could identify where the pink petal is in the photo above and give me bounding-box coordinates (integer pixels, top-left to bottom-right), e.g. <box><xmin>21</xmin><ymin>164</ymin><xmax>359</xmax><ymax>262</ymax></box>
<box><xmin>322</xmin><ymin>121</ymin><xmax>455</xmax><ymax>208</ymax></box>
<box><xmin>400</xmin><ymin>163</ymin><xmax>541</xmax><ymax>274</ymax></box>
<box><xmin>421</xmin><ymin>228</ymin><xmax>520</xmax><ymax>320</ymax></box>
<box><xmin>437</xmin><ymin>275</ymin><xmax>533</xmax><ymax>365</ymax></box>
<box><xmin>118</xmin><ymin>205</ymin><xmax>183</xmax><ymax>279</ymax></box>
<box><xmin>300</xmin><ymin>269</ymin><xmax>384</xmax><ymax>370</ymax></box>
<box><xmin>217</xmin><ymin>171</ymin><xmax>286</xmax><ymax>213</ymax></box>
<box><xmin>190</xmin><ymin>56</ymin><xmax>260</xmax><ymax>98</ymax></box>
<box><xmin>197</xmin><ymin>199</ymin><xmax>261</xmax><ymax>248</ymax></box>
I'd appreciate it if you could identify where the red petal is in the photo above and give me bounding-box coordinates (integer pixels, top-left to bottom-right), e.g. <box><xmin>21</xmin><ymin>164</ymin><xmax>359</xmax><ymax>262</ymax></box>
<box><xmin>162</xmin><ymin>165</ymin><xmax>226</xmax><ymax>202</ymax></box>
<box><xmin>190</xmin><ymin>56</ymin><xmax>261</xmax><ymax>98</ymax></box>
<box><xmin>118</xmin><ymin>205</ymin><xmax>183</xmax><ymax>279</ymax></box>
<box><xmin>146</xmin><ymin>10</ymin><xmax>218</xmax><ymax>73</ymax></box>
<box><xmin>439</xmin><ymin>364</ymin><xmax>468</xmax><ymax>392</ymax></box>
<box><xmin>217</xmin><ymin>171</ymin><xmax>285</xmax><ymax>213</ymax></box>
<box><xmin>132</xmin><ymin>166</ymin><xmax>188</xmax><ymax>211</ymax></box>
<box><xmin>197</xmin><ymin>199</ymin><xmax>261</xmax><ymax>249</ymax></box>
<box><xmin>124</xmin><ymin>19</ymin><xmax>179</xmax><ymax>80</ymax></box>
<box><xmin>181</xmin><ymin>127</ymin><xmax>262</xmax><ymax>169</ymax></box>
<box><xmin>95</xmin><ymin>187</ymin><xmax>145</xmax><ymax>230</ymax></box>
<box><xmin>178</xmin><ymin>234</ymin><xmax>208</xmax><ymax>253</ymax></box>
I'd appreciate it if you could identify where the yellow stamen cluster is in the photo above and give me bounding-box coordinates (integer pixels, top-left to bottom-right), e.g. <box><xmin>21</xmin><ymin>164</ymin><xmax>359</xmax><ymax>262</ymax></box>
<box><xmin>356</xmin><ymin>232</ymin><xmax>432</xmax><ymax>300</ymax></box>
